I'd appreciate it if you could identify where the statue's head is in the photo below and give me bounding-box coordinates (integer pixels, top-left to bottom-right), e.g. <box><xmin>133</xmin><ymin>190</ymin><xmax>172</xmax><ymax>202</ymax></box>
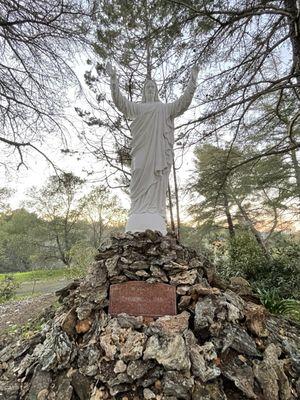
<box><xmin>142</xmin><ymin>79</ymin><xmax>159</xmax><ymax>103</ymax></box>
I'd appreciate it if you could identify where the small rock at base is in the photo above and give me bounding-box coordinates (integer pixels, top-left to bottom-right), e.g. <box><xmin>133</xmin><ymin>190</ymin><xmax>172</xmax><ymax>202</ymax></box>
<box><xmin>114</xmin><ymin>360</ymin><xmax>127</xmax><ymax>374</ymax></box>
<box><xmin>149</xmin><ymin>312</ymin><xmax>190</xmax><ymax>335</ymax></box>
<box><xmin>154</xmin><ymin>380</ymin><xmax>162</xmax><ymax>390</ymax></box>
<box><xmin>37</xmin><ymin>389</ymin><xmax>49</xmax><ymax>400</ymax></box>
<box><xmin>143</xmin><ymin>388</ymin><xmax>156</xmax><ymax>399</ymax></box>
<box><xmin>75</xmin><ymin>319</ymin><xmax>92</xmax><ymax>334</ymax></box>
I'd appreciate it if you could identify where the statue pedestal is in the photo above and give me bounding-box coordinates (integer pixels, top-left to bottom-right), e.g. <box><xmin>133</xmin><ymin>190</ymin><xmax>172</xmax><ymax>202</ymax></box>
<box><xmin>125</xmin><ymin>212</ymin><xmax>167</xmax><ymax>235</ymax></box>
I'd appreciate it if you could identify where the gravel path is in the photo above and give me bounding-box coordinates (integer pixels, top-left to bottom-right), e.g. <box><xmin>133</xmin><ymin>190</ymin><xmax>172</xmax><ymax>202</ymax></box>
<box><xmin>15</xmin><ymin>278</ymin><xmax>71</xmax><ymax>296</ymax></box>
<box><xmin>0</xmin><ymin>293</ymin><xmax>57</xmax><ymax>332</ymax></box>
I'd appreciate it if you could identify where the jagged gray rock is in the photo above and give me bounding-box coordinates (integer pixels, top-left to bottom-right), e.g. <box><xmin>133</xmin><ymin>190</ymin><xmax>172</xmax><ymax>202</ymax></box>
<box><xmin>0</xmin><ymin>231</ymin><xmax>299</xmax><ymax>400</ymax></box>
<box><xmin>143</xmin><ymin>334</ymin><xmax>191</xmax><ymax>371</ymax></box>
<box><xmin>163</xmin><ymin>371</ymin><xmax>194</xmax><ymax>399</ymax></box>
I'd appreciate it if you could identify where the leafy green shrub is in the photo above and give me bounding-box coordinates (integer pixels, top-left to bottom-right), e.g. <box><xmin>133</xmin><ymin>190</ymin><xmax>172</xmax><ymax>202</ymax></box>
<box><xmin>225</xmin><ymin>230</ymin><xmax>268</xmax><ymax>279</ymax></box>
<box><xmin>266</xmin><ymin>238</ymin><xmax>300</xmax><ymax>299</ymax></box>
<box><xmin>67</xmin><ymin>242</ymin><xmax>96</xmax><ymax>278</ymax></box>
<box><xmin>257</xmin><ymin>288</ymin><xmax>300</xmax><ymax>322</ymax></box>
<box><xmin>248</xmin><ymin>236</ymin><xmax>300</xmax><ymax>300</ymax></box>
<box><xmin>0</xmin><ymin>275</ymin><xmax>19</xmax><ymax>303</ymax></box>
<box><xmin>222</xmin><ymin>232</ymin><xmax>299</xmax><ymax>300</ymax></box>
<box><xmin>180</xmin><ymin>225</ymin><xmax>227</xmax><ymax>266</ymax></box>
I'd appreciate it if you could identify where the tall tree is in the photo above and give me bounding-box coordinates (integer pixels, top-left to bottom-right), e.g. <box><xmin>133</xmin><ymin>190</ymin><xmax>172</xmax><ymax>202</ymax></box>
<box><xmin>26</xmin><ymin>172</ymin><xmax>86</xmax><ymax>266</ymax></box>
<box><xmin>164</xmin><ymin>0</ymin><xmax>300</xmax><ymax>165</ymax></box>
<box><xmin>0</xmin><ymin>0</ymin><xmax>94</xmax><ymax>170</ymax></box>
<box><xmin>0</xmin><ymin>208</ymin><xmax>45</xmax><ymax>272</ymax></box>
<box><xmin>79</xmin><ymin>185</ymin><xmax>126</xmax><ymax>247</ymax></box>
<box><xmin>0</xmin><ymin>187</ymin><xmax>13</xmax><ymax>211</ymax></box>
<box><xmin>188</xmin><ymin>144</ymin><xmax>291</xmax><ymax>257</ymax></box>
<box><xmin>188</xmin><ymin>145</ymin><xmax>240</xmax><ymax>237</ymax></box>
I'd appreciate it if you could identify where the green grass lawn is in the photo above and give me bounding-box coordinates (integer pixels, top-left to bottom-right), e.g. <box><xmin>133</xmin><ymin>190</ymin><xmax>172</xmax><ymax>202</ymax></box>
<box><xmin>0</xmin><ymin>268</ymin><xmax>68</xmax><ymax>283</ymax></box>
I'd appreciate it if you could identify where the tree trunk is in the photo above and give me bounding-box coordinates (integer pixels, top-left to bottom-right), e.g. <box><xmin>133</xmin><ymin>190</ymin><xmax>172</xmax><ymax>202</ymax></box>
<box><xmin>290</xmin><ymin>147</ymin><xmax>300</xmax><ymax>202</ymax></box>
<box><xmin>167</xmin><ymin>183</ymin><xmax>176</xmax><ymax>233</ymax></box>
<box><xmin>144</xmin><ymin>0</ymin><xmax>152</xmax><ymax>79</ymax></box>
<box><xmin>55</xmin><ymin>234</ymin><xmax>70</xmax><ymax>266</ymax></box>
<box><xmin>172</xmin><ymin>160</ymin><xmax>181</xmax><ymax>240</ymax></box>
<box><xmin>285</xmin><ymin>0</ymin><xmax>300</xmax><ymax>203</ymax></box>
<box><xmin>224</xmin><ymin>193</ymin><xmax>235</xmax><ymax>238</ymax></box>
<box><xmin>230</xmin><ymin>191</ymin><xmax>271</xmax><ymax>260</ymax></box>
<box><xmin>285</xmin><ymin>0</ymin><xmax>300</xmax><ymax>87</ymax></box>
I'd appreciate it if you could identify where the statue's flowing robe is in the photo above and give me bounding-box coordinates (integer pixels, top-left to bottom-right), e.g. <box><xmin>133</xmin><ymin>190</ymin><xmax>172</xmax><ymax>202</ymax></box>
<box><xmin>111</xmin><ymin>76</ymin><xmax>197</xmax><ymax>219</ymax></box>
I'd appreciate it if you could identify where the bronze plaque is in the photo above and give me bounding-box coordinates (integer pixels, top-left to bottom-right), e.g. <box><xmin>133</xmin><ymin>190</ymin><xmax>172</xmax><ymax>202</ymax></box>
<box><xmin>108</xmin><ymin>281</ymin><xmax>176</xmax><ymax>318</ymax></box>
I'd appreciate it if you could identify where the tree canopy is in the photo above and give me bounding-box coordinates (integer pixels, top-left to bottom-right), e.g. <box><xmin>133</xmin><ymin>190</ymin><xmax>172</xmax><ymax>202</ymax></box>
<box><xmin>76</xmin><ymin>1</ymin><xmax>298</xmax><ymax>230</ymax></box>
<box><xmin>0</xmin><ymin>0</ymin><xmax>94</xmax><ymax>171</ymax></box>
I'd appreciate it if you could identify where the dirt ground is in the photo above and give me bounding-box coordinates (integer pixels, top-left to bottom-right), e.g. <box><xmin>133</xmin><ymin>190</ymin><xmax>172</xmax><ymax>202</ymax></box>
<box><xmin>0</xmin><ymin>278</ymin><xmax>71</xmax><ymax>334</ymax></box>
<box><xmin>0</xmin><ymin>293</ymin><xmax>57</xmax><ymax>333</ymax></box>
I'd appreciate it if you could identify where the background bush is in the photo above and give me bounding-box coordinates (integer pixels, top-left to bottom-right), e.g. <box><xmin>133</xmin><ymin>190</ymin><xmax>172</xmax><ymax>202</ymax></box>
<box><xmin>0</xmin><ymin>276</ymin><xmax>19</xmax><ymax>303</ymax></box>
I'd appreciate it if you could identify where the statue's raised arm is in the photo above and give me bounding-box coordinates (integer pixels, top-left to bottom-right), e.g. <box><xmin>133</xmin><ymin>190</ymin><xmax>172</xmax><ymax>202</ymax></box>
<box><xmin>168</xmin><ymin>64</ymin><xmax>200</xmax><ymax>118</ymax></box>
<box><xmin>107</xmin><ymin>62</ymin><xmax>141</xmax><ymax>120</ymax></box>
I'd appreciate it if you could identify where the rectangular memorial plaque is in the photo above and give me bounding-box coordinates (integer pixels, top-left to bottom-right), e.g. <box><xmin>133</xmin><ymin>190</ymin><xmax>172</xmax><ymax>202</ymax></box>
<box><xmin>108</xmin><ymin>281</ymin><xmax>176</xmax><ymax>318</ymax></box>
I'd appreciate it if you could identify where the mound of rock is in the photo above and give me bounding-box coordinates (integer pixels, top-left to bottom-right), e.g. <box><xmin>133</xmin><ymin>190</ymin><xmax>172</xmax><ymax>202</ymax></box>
<box><xmin>0</xmin><ymin>231</ymin><xmax>300</xmax><ymax>399</ymax></box>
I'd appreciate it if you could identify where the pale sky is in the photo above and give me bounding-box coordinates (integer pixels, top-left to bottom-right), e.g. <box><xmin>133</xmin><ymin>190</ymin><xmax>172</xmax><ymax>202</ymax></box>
<box><xmin>2</xmin><ymin>132</ymin><xmax>196</xmax><ymax>215</ymax></box>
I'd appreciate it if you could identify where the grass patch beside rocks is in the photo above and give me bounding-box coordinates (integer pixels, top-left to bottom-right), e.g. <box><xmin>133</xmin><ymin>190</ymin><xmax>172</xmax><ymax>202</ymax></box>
<box><xmin>0</xmin><ymin>268</ymin><xmax>68</xmax><ymax>283</ymax></box>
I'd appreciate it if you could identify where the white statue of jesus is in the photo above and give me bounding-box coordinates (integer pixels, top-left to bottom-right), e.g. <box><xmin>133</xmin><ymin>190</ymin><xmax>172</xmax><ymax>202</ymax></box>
<box><xmin>107</xmin><ymin>63</ymin><xmax>199</xmax><ymax>235</ymax></box>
